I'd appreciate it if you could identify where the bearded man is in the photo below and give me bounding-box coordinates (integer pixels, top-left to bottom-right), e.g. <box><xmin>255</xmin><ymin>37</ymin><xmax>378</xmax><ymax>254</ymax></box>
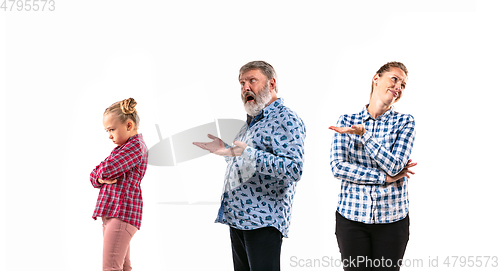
<box><xmin>194</xmin><ymin>61</ymin><xmax>306</xmax><ymax>271</ymax></box>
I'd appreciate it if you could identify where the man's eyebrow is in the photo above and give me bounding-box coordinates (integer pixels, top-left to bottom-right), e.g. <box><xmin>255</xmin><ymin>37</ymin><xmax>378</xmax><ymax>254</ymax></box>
<box><xmin>241</xmin><ymin>76</ymin><xmax>256</xmax><ymax>80</ymax></box>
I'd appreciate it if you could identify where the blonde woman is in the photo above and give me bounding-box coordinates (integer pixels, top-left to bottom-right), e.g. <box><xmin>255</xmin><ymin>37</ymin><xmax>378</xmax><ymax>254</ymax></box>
<box><xmin>330</xmin><ymin>62</ymin><xmax>417</xmax><ymax>270</ymax></box>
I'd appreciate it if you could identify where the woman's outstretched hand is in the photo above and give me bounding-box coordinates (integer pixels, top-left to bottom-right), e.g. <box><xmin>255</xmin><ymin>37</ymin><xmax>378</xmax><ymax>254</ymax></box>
<box><xmin>329</xmin><ymin>125</ymin><xmax>366</xmax><ymax>136</ymax></box>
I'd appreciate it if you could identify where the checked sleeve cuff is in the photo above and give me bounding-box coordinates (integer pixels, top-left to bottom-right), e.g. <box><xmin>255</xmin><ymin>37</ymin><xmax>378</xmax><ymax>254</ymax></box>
<box><xmin>361</xmin><ymin>131</ymin><xmax>380</xmax><ymax>156</ymax></box>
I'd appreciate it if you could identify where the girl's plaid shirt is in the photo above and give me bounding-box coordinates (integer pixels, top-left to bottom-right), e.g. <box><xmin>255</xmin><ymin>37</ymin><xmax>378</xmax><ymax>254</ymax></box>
<box><xmin>90</xmin><ymin>134</ymin><xmax>148</xmax><ymax>229</ymax></box>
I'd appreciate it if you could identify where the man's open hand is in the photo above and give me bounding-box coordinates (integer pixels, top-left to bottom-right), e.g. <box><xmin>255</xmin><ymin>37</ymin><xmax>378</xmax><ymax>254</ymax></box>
<box><xmin>193</xmin><ymin>134</ymin><xmax>247</xmax><ymax>157</ymax></box>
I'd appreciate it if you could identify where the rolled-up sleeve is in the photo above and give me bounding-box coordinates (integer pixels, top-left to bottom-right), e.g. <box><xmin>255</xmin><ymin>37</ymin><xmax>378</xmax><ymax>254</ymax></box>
<box><xmin>361</xmin><ymin>115</ymin><xmax>415</xmax><ymax>176</ymax></box>
<box><xmin>330</xmin><ymin>115</ymin><xmax>386</xmax><ymax>185</ymax></box>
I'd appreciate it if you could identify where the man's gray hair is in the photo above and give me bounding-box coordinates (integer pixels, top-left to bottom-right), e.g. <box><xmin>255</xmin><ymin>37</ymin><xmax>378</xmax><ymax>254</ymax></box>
<box><xmin>239</xmin><ymin>60</ymin><xmax>278</xmax><ymax>93</ymax></box>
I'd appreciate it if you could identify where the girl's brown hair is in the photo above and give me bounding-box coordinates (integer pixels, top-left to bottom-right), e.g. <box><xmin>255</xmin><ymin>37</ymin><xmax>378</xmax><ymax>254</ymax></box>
<box><xmin>104</xmin><ymin>98</ymin><xmax>140</xmax><ymax>129</ymax></box>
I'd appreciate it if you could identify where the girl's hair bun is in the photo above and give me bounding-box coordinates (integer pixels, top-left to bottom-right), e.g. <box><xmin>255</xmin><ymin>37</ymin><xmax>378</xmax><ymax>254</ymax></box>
<box><xmin>104</xmin><ymin>97</ymin><xmax>140</xmax><ymax>129</ymax></box>
<box><xmin>120</xmin><ymin>98</ymin><xmax>137</xmax><ymax>114</ymax></box>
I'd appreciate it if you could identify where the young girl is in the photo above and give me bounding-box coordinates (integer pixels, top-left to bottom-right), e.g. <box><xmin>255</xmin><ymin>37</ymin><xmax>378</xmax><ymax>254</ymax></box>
<box><xmin>90</xmin><ymin>98</ymin><xmax>148</xmax><ymax>271</ymax></box>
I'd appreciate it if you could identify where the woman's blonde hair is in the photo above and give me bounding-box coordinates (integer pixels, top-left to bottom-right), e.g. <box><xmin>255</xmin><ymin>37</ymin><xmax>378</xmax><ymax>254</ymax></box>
<box><xmin>104</xmin><ymin>98</ymin><xmax>140</xmax><ymax>129</ymax></box>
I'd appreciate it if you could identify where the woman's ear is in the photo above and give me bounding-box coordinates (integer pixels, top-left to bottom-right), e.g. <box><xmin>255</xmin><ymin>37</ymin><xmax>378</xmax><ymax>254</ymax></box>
<box><xmin>373</xmin><ymin>73</ymin><xmax>379</xmax><ymax>86</ymax></box>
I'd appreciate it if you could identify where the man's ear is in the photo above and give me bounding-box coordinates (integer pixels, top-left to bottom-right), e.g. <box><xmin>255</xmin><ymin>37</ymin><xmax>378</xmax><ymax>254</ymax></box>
<box><xmin>269</xmin><ymin>78</ymin><xmax>277</xmax><ymax>91</ymax></box>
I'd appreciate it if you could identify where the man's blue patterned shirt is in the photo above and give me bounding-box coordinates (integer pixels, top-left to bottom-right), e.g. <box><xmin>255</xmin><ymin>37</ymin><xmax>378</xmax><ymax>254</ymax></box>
<box><xmin>215</xmin><ymin>98</ymin><xmax>306</xmax><ymax>238</ymax></box>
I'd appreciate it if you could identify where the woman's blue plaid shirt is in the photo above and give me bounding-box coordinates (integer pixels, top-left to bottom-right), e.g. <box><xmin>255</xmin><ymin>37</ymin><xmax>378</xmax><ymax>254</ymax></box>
<box><xmin>330</xmin><ymin>105</ymin><xmax>416</xmax><ymax>224</ymax></box>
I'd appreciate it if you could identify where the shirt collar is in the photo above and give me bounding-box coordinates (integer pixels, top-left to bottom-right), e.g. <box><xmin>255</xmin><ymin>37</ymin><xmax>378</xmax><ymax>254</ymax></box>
<box><xmin>248</xmin><ymin>98</ymin><xmax>283</xmax><ymax>126</ymax></box>
<box><xmin>362</xmin><ymin>104</ymin><xmax>394</xmax><ymax>123</ymax></box>
<box><xmin>116</xmin><ymin>133</ymin><xmax>141</xmax><ymax>149</ymax></box>
<box><xmin>262</xmin><ymin>98</ymin><xmax>283</xmax><ymax>117</ymax></box>
<box><xmin>128</xmin><ymin>133</ymin><xmax>141</xmax><ymax>141</ymax></box>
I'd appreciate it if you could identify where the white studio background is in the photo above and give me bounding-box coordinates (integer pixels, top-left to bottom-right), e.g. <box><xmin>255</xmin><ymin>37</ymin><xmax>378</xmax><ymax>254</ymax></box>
<box><xmin>2</xmin><ymin>0</ymin><xmax>499</xmax><ymax>270</ymax></box>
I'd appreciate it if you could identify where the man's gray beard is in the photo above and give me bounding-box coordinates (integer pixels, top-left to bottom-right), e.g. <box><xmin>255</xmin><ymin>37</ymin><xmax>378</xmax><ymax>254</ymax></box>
<box><xmin>243</xmin><ymin>84</ymin><xmax>272</xmax><ymax>117</ymax></box>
